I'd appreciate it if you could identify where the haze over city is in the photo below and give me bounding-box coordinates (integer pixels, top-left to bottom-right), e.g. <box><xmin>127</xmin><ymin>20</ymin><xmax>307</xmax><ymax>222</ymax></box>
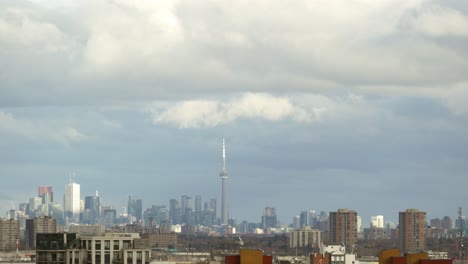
<box><xmin>1</xmin><ymin>0</ymin><xmax>468</xmax><ymax>226</ymax></box>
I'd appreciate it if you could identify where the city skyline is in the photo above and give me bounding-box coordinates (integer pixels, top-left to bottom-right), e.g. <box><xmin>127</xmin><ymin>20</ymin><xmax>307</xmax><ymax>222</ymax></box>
<box><xmin>3</xmin><ymin>179</ymin><xmax>465</xmax><ymax>228</ymax></box>
<box><xmin>1</xmin><ymin>0</ymin><xmax>468</xmax><ymax>225</ymax></box>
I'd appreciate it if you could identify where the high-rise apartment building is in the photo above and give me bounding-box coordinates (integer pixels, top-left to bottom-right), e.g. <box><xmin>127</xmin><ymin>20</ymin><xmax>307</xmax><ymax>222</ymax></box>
<box><xmin>0</xmin><ymin>219</ymin><xmax>20</xmax><ymax>251</ymax></box>
<box><xmin>38</xmin><ymin>186</ymin><xmax>54</xmax><ymax>203</ymax></box>
<box><xmin>290</xmin><ymin>226</ymin><xmax>321</xmax><ymax>248</ymax></box>
<box><xmin>329</xmin><ymin>209</ymin><xmax>358</xmax><ymax>253</ymax></box>
<box><xmin>64</xmin><ymin>182</ymin><xmax>80</xmax><ymax>221</ymax></box>
<box><xmin>25</xmin><ymin>216</ymin><xmax>57</xmax><ymax>249</ymax></box>
<box><xmin>399</xmin><ymin>209</ymin><xmax>426</xmax><ymax>252</ymax></box>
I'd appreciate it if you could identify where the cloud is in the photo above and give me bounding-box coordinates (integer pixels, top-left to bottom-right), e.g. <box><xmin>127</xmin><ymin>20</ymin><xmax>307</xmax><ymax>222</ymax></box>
<box><xmin>148</xmin><ymin>93</ymin><xmax>320</xmax><ymax>128</ymax></box>
<box><xmin>0</xmin><ymin>111</ymin><xmax>87</xmax><ymax>144</ymax></box>
<box><xmin>405</xmin><ymin>5</ymin><xmax>468</xmax><ymax>37</ymax></box>
<box><xmin>146</xmin><ymin>92</ymin><xmax>378</xmax><ymax>128</ymax></box>
<box><xmin>0</xmin><ymin>0</ymin><xmax>467</xmax><ymax>107</ymax></box>
<box><xmin>445</xmin><ymin>83</ymin><xmax>468</xmax><ymax>115</ymax></box>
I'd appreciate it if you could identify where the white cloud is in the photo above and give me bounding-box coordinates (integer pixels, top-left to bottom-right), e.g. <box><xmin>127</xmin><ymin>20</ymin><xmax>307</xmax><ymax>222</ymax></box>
<box><xmin>407</xmin><ymin>5</ymin><xmax>468</xmax><ymax>37</ymax></box>
<box><xmin>147</xmin><ymin>92</ymin><xmax>375</xmax><ymax>128</ymax></box>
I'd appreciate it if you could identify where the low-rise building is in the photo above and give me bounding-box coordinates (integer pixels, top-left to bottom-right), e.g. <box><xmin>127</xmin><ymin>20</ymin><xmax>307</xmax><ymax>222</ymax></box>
<box><xmin>36</xmin><ymin>232</ymin><xmax>151</xmax><ymax>264</ymax></box>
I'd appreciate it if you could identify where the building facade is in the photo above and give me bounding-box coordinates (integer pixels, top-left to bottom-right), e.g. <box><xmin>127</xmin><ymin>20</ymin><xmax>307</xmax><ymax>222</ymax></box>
<box><xmin>399</xmin><ymin>208</ymin><xmax>426</xmax><ymax>252</ymax></box>
<box><xmin>64</xmin><ymin>182</ymin><xmax>80</xmax><ymax>221</ymax></box>
<box><xmin>289</xmin><ymin>226</ymin><xmax>321</xmax><ymax>248</ymax></box>
<box><xmin>25</xmin><ymin>216</ymin><xmax>57</xmax><ymax>249</ymax></box>
<box><xmin>0</xmin><ymin>218</ymin><xmax>20</xmax><ymax>251</ymax></box>
<box><xmin>262</xmin><ymin>207</ymin><xmax>277</xmax><ymax>229</ymax></box>
<box><xmin>329</xmin><ymin>209</ymin><xmax>357</xmax><ymax>253</ymax></box>
<box><xmin>36</xmin><ymin>232</ymin><xmax>151</xmax><ymax>264</ymax></box>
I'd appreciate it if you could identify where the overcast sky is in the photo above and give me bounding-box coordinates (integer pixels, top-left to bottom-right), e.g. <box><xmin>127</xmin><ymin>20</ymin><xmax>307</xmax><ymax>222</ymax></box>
<box><xmin>1</xmin><ymin>0</ymin><xmax>468</xmax><ymax>226</ymax></box>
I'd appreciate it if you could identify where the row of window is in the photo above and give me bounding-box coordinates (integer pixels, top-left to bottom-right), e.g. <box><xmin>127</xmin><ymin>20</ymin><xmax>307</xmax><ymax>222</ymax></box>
<box><xmin>82</xmin><ymin>239</ymin><xmax>133</xmax><ymax>251</ymax></box>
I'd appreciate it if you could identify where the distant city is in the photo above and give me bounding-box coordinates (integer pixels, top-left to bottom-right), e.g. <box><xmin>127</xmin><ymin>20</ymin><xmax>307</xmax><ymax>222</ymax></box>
<box><xmin>0</xmin><ymin>144</ymin><xmax>466</xmax><ymax>263</ymax></box>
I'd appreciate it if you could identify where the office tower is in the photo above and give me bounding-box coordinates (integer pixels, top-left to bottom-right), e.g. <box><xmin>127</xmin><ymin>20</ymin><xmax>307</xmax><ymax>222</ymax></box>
<box><xmin>127</xmin><ymin>195</ymin><xmax>143</xmax><ymax>222</ymax></box>
<box><xmin>300</xmin><ymin>211</ymin><xmax>309</xmax><ymax>227</ymax></box>
<box><xmin>0</xmin><ymin>219</ymin><xmax>20</xmax><ymax>251</ymax></box>
<box><xmin>371</xmin><ymin>215</ymin><xmax>384</xmax><ymax>228</ymax></box>
<box><xmin>399</xmin><ymin>208</ymin><xmax>426</xmax><ymax>252</ymax></box>
<box><xmin>25</xmin><ymin>216</ymin><xmax>57</xmax><ymax>249</ymax></box>
<box><xmin>64</xmin><ymin>181</ymin><xmax>80</xmax><ymax>221</ymax></box>
<box><xmin>219</xmin><ymin>138</ymin><xmax>228</xmax><ymax>225</ymax></box>
<box><xmin>38</xmin><ymin>186</ymin><xmax>54</xmax><ymax>203</ymax></box>
<box><xmin>293</xmin><ymin>215</ymin><xmax>300</xmax><ymax>229</ymax></box>
<box><xmin>103</xmin><ymin>209</ymin><xmax>116</xmax><ymax>228</ymax></box>
<box><xmin>180</xmin><ymin>195</ymin><xmax>192</xmax><ymax>224</ymax></box>
<box><xmin>169</xmin><ymin>199</ymin><xmax>181</xmax><ymax>225</ymax></box>
<box><xmin>84</xmin><ymin>193</ymin><xmax>101</xmax><ymax>224</ymax></box>
<box><xmin>329</xmin><ymin>209</ymin><xmax>358</xmax><ymax>253</ymax></box>
<box><xmin>262</xmin><ymin>206</ymin><xmax>277</xmax><ymax>229</ymax></box>
<box><xmin>195</xmin><ymin>195</ymin><xmax>202</xmax><ymax>212</ymax></box>
<box><xmin>309</xmin><ymin>210</ymin><xmax>317</xmax><ymax>228</ymax></box>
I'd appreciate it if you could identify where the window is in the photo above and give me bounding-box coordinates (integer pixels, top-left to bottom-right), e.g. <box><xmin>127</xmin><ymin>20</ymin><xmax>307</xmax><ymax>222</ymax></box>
<box><xmin>127</xmin><ymin>252</ymin><xmax>133</xmax><ymax>263</ymax></box>
<box><xmin>114</xmin><ymin>241</ymin><xmax>119</xmax><ymax>250</ymax></box>
<box><xmin>123</xmin><ymin>240</ymin><xmax>131</xmax><ymax>249</ymax></box>
<box><xmin>113</xmin><ymin>252</ymin><xmax>119</xmax><ymax>261</ymax></box>
<box><xmin>137</xmin><ymin>251</ymin><xmax>142</xmax><ymax>264</ymax></box>
<box><xmin>105</xmin><ymin>240</ymin><xmax>110</xmax><ymax>250</ymax></box>
<box><xmin>95</xmin><ymin>252</ymin><xmax>101</xmax><ymax>264</ymax></box>
<box><xmin>105</xmin><ymin>252</ymin><xmax>110</xmax><ymax>264</ymax></box>
<box><xmin>95</xmin><ymin>240</ymin><xmax>102</xmax><ymax>250</ymax></box>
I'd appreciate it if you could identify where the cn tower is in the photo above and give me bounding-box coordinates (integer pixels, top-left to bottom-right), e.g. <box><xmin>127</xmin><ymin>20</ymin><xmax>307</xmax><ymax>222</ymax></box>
<box><xmin>220</xmin><ymin>137</ymin><xmax>228</xmax><ymax>225</ymax></box>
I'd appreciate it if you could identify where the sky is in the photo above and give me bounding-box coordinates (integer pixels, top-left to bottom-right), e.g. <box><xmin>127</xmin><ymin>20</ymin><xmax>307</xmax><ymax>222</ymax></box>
<box><xmin>1</xmin><ymin>0</ymin><xmax>468</xmax><ymax>226</ymax></box>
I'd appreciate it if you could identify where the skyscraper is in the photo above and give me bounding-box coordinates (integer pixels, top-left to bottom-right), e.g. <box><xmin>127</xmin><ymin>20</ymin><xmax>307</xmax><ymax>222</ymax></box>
<box><xmin>371</xmin><ymin>215</ymin><xmax>384</xmax><ymax>228</ymax></box>
<box><xmin>64</xmin><ymin>181</ymin><xmax>80</xmax><ymax>221</ymax></box>
<box><xmin>262</xmin><ymin>206</ymin><xmax>277</xmax><ymax>229</ymax></box>
<box><xmin>127</xmin><ymin>195</ymin><xmax>143</xmax><ymax>222</ymax></box>
<box><xmin>329</xmin><ymin>209</ymin><xmax>358</xmax><ymax>253</ymax></box>
<box><xmin>84</xmin><ymin>192</ymin><xmax>101</xmax><ymax>224</ymax></box>
<box><xmin>38</xmin><ymin>186</ymin><xmax>54</xmax><ymax>203</ymax></box>
<box><xmin>220</xmin><ymin>138</ymin><xmax>228</xmax><ymax>225</ymax></box>
<box><xmin>399</xmin><ymin>208</ymin><xmax>426</xmax><ymax>253</ymax></box>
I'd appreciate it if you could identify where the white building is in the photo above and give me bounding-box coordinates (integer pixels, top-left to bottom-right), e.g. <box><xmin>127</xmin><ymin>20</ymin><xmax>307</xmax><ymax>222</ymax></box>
<box><xmin>64</xmin><ymin>182</ymin><xmax>80</xmax><ymax>221</ymax></box>
<box><xmin>320</xmin><ymin>244</ymin><xmax>356</xmax><ymax>264</ymax></box>
<box><xmin>371</xmin><ymin>215</ymin><xmax>384</xmax><ymax>228</ymax></box>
